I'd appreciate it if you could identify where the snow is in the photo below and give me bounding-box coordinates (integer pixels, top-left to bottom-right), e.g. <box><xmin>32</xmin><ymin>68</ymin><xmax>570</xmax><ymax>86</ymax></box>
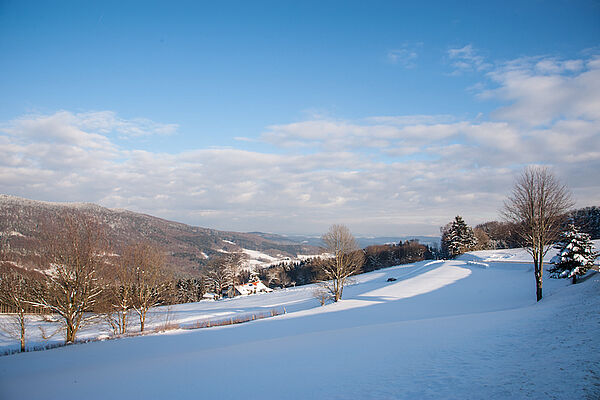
<box><xmin>1</xmin><ymin>247</ymin><xmax>599</xmax><ymax>399</ymax></box>
<box><xmin>240</xmin><ymin>248</ymin><xmax>280</xmax><ymax>268</ymax></box>
<box><xmin>239</xmin><ymin>248</ymin><xmax>325</xmax><ymax>269</ymax></box>
<box><xmin>1</xmin><ymin>260</ymin><xmax>27</xmax><ymax>270</ymax></box>
<box><xmin>234</xmin><ymin>280</ymin><xmax>273</xmax><ymax>296</ymax></box>
<box><xmin>1</xmin><ymin>230</ymin><xmax>25</xmax><ymax>237</ymax></box>
<box><xmin>464</xmin><ymin>239</ymin><xmax>600</xmax><ymax>265</ymax></box>
<box><xmin>297</xmin><ymin>254</ymin><xmax>322</xmax><ymax>260</ymax></box>
<box><xmin>218</xmin><ymin>246</ymin><xmax>306</xmax><ymax>270</ymax></box>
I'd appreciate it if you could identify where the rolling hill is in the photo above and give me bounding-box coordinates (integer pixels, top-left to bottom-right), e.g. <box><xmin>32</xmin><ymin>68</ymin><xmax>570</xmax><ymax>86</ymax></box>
<box><xmin>0</xmin><ymin>194</ymin><xmax>320</xmax><ymax>276</ymax></box>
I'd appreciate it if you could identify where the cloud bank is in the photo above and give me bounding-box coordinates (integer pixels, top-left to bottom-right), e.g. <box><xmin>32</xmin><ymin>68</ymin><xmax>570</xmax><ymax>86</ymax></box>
<box><xmin>1</xmin><ymin>54</ymin><xmax>599</xmax><ymax>236</ymax></box>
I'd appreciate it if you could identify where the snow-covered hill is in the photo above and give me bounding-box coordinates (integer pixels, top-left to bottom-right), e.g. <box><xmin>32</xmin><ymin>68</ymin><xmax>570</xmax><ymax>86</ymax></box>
<box><xmin>0</xmin><ymin>247</ymin><xmax>598</xmax><ymax>399</ymax></box>
<box><xmin>0</xmin><ymin>194</ymin><xmax>321</xmax><ymax>275</ymax></box>
<box><xmin>463</xmin><ymin>239</ymin><xmax>600</xmax><ymax>265</ymax></box>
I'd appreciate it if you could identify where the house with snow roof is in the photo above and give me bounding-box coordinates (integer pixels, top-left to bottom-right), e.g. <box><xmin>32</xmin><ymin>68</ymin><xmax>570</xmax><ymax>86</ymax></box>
<box><xmin>234</xmin><ymin>280</ymin><xmax>273</xmax><ymax>296</ymax></box>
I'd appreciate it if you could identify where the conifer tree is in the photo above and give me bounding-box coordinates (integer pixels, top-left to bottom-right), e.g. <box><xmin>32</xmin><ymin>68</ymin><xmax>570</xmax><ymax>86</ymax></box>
<box><xmin>442</xmin><ymin>216</ymin><xmax>477</xmax><ymax>258</ymax></box>
<box><xmin>248</xmin><ymin>270</ymin><xmax>260</xmax><ymax>283</ymax></box>
<box><xmin>549</xmin><ymin>223</ymin><xmax>597</xmax><ymax>284</ymax></box>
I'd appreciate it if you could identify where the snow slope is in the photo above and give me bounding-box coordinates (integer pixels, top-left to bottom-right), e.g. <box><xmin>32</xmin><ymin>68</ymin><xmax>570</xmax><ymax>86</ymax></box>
<box><xmin>0</xmin><ymin>252</ymin><xmax>599</xmax><ymax>399</ymax></box>
<box><xmin>464</xmin><ymin>239</ymin><xmax>600</xmax><ymax>264</ymax></box>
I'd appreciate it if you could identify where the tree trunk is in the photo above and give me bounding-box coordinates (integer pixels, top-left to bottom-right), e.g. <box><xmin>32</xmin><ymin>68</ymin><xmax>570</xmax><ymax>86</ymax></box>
<box><xmin>20</xmin><ymin>312</ymin><xmax>25</xmax><ymax>352</ymax></box>
<box><xmin>66</xmin><ymin>323</ymin><xmax>75</xmax><ymax>343</ymax></box>
<box><xmin>534</xmin><ymin>257</ymin><xmax>543</xmax><ymax>302</ymax></box>
<box><xmin>572</xmin><ymin>274</ymin><xmax>577</xmax><ymax>284</ymax></box>
<box><xmin>140</xmin><ymin>312</ymin><xmax>146</xmax><ymax>332</ymax></box>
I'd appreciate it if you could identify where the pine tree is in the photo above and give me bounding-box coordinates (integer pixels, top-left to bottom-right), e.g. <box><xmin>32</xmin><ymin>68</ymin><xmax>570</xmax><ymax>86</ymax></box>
<box><xmin>248</xmin><ymin>270</ymin><xmax>260</xmax><ymax>283</ymax></box>
<box><xmin>549</xmin><ymin>223</ymin><xmax>597</xmax><ymax>284</ymax></box>
<box><xmin>441</xmin><ymin>216</ymin><xmax>477</xmax><ymax>258</ymax></box>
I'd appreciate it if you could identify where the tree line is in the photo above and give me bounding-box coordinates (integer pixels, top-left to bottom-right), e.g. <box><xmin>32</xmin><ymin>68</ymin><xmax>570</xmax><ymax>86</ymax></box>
<box><xmin>441</xmin><ymin>208</ymin><xmax>599</xmax><ymax>260</ymax></box>
<box><xmin>440</xmin><ymin>166</ymin><xmax>598</xmax><ymax>302</ymax></box>
<box><xmin>0</xmin><ymin>214</ymin><xmax>176</xmax><ymax>350</ymax></box>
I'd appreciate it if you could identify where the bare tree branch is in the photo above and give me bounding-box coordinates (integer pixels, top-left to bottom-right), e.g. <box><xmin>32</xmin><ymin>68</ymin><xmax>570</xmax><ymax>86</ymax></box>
<box><xmin>319</xmin><ymin>224</ymin><xmax>364</xmax><ymax>302</ymax></box>
<box><xmin>0</xmin><ymin>272</ymin><xmax>33</xmax><ymax>351</ymax></box>
<box><xmin>502</xmin><ymin>166</ymin><xmax>573</xmax><ymax>301</ymax></box>
<box><xmin>29</xmin><ymin>215</ymin><xmax>107</xmax><ymax>343</ymax></box>
<box><xmin>124</xmin><ymin>242</ymin><xmax>169</xmax><ymax>332</ymax></box>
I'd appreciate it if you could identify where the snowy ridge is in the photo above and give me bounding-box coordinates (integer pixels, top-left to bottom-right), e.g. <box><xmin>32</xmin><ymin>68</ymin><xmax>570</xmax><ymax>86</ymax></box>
<box><xmin>0</xmin><ymin>194</ymin><xmax>113</xmax><ymax>212</ymax></box>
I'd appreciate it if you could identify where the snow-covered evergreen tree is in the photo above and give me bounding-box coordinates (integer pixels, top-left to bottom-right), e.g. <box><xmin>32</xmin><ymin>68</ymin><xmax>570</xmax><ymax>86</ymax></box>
<box><xmin>549</xmin><ymin>223</ymin><xmax>597</xmax><ymax>284</ymax></box>
<box><xmin>441</xmin><ymin>216</ymin><xmax>477</xmax><ymax>258</ymax></box>
<box><xmin>248</xmin><ymin>269</ymin><xmax>260</xmax><ymax>283</ymax></box>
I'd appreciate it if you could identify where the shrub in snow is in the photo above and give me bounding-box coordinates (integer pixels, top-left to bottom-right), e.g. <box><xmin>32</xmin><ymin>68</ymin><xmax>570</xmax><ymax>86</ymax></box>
<box><xmin>549</xmin><ymin>224</ymin><xmax>598</xmax><ymax>284</ymax></box>
<box><xmin>313</xmin><ymin>284</ymin><xmax>333</xmax><ymax>306</ymax></box>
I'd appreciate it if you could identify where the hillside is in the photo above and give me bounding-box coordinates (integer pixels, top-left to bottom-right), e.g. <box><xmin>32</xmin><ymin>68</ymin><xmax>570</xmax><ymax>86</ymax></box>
<box><xmin>0</xmin><ymin>194</ymin><xmax>320</xmax><ymax>276</ymax></box>
<box><xmin>0</xmin><ymin>246</ymin><xmax>598</xmax><ymax>399</ymax></box>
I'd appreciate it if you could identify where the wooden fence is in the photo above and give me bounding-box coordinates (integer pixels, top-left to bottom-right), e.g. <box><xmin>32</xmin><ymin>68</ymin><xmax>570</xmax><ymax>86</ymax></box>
<box><xmin>0</xmin><ymin>303</ymin><xmax>47</xmax><ymax>314</ymax></box>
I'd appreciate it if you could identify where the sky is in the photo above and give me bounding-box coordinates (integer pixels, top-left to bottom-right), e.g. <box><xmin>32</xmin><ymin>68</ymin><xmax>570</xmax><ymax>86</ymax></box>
<box><xmin>1</xmin><ymin>0</ymin><xmax>599</xmax><ymax>236</ymax></box>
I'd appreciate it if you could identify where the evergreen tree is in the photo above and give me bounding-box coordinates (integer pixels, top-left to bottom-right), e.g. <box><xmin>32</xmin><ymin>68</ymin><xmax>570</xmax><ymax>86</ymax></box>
<box><xmin>442</xmin><ymin>216</ymin><xmax>477</xmax><ymax>258</ymax></box>
<box><xmin>549</xmin><ymin>223</ymin><xmax>597</xmax><ymax>284</ymax></box>
<box><xmin>248</xmin><ymin>270</ymin><xmax>260</xmax><ymax>283</ymax></box>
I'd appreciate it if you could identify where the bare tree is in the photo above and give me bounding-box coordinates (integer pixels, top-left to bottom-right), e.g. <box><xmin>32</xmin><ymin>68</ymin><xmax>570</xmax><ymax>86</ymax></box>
<box><xmin>126</xmin><ymin>242</ymin><xmax>168</xmax><ymax>332</ymax></box>
<box><xmin>0</xmin><ymin>272</ymin><xmax>33</xmax><ymax>352</ymax></box>
<box><xmin>103</xmin><ymin>260</ymin><xmax>135</xmax><ymax>335</ymax></box>
<box><xmin>203</xmin><ymin>253</ymin><xmax>243</xmax><ymax>298</ymax></box>
<box><xmin>31</xmin><ymin>215</ymin><xmax>106</xmax><ymax>343</ymax></box>
<box><xmin>319</xmin><ymin>224</ymin><xmax>364</xmax><ymax>302</ymax></box>
<box><xmin>473</xmin><ymin>227</ymin><xmax>491</xmax><ymax>250</ymax></box>
<box><xmin>313</xmin><ymin>283</ymin><xmax>332</xmax><ymax>306</ymax></box>
<box><xmin>502</xmin><ymin>166</ymin><xmax>573</xmax><ymax>301</ymax></box>
<box><xmin>265</xmin><ymin>266</ymin><xmax>280</xmax><ymax>286</ymax></box>
<box><xmin>203</xmin><ymin>255</ymin><xmax>233</xmax><ymax>298</ymax></box>
<box><xmin>272</xmin><ymin>265</ymin><xmax>292</xmax><ymax>288</ymax></box>
<box><xmin>224</xmin><ymin>252</ymin><xmax>244</xmax><ymax>296</ymax></box>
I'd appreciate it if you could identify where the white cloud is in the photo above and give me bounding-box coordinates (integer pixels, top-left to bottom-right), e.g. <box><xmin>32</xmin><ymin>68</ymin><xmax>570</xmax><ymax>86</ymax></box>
<box><xmin>1</xmin><ymin>110</ymin><xmax>178</xmax><ymax>141</ymax></box>
<box><xmin>73</xmin><ymin>111</ymin><xmax>178</xmax><ymax>137</ymax></box>
<box><xmin>366</xmin><ymin>115</ymin><xmax>456</xmax><ymax>126</ymax></box>
<box><xmin>1</xmin><ymin>54</ymin><xmax>599</xmax><ymax>236</ymax></box>
<box><xmin>483</xmin><ymin>56</ymin><xmax>600</xmax><ymax>126</ymax></box>
<box><xmin>387</xmin><ymin>42</ymin><xmax>422</xmax><ymax>68</ymax></box>
<box><xmin>447</xmin><ymin>44</ymin><xmax>491</xmax><ymax>74</ymax></box>
<box><xmin>387</xmin><ymin>49</ymin><xmax>417</xmax><ymax>68</ymax></box>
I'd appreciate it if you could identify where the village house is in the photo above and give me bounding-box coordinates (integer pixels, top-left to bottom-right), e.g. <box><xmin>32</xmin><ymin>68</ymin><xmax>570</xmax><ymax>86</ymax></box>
<box><xmin>233</xmin><ymin>280</ymin><xmax>273</xmax><ymax>296</ymax></box>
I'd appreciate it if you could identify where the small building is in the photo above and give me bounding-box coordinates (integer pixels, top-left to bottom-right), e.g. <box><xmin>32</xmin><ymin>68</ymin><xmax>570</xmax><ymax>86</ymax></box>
<box><xmin>202</xmin><ymin>293</ymin><xmax>218</xmax><ymax>301</ymax></box>
<box><xmin>234</xmin><ymin>280</ymin><xmax>273</xmax><ymax>296</ymax></box>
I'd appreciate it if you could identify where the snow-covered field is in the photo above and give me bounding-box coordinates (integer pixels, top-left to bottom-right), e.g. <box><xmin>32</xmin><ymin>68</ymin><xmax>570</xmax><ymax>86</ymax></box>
<box><xmin>1</xmin><ymin>247</ymin><xmax>599</xmax><ymax>399</ymax></box>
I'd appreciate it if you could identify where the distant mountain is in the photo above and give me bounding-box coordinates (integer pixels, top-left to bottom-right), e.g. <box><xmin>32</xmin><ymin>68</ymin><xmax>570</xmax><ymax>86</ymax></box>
<box><xmin>252</xmin><ymin>232</ymin><xmax>440</xmax><ymax>249</ymax></box>
<box><xmin>355</xmin><ymin>236</ymin><xmax>440</xmax><ymax>249</ymax></box>
<box><xmin>0</xmin><ymin>195</ymin><xmax>320</xmax><ymax>277</ymax></box>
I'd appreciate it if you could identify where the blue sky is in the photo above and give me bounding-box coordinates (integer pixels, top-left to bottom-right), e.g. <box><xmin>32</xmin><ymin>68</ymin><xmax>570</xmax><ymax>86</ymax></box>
<box><xmin>1</xmin><ymin>1</ymin><xmax>599</xmax><ymax>235</ymax></box>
